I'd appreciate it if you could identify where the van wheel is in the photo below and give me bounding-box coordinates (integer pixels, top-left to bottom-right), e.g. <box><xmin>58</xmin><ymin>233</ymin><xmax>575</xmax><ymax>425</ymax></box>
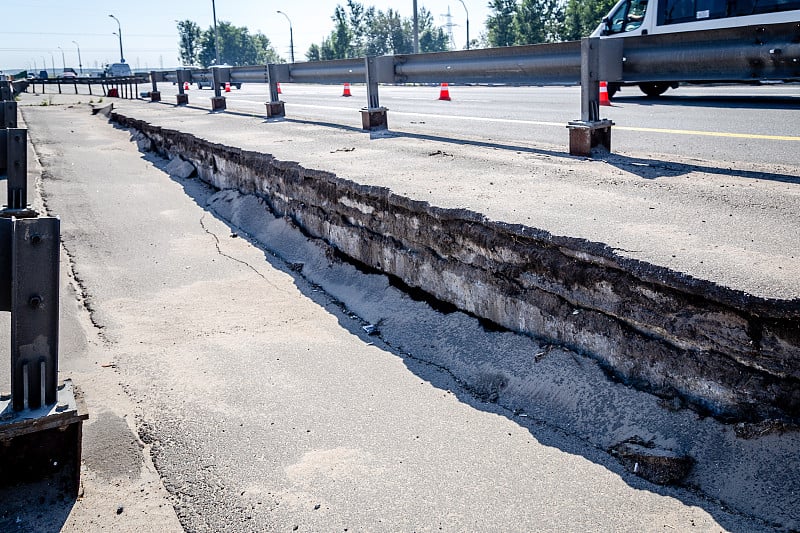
<box><xmin>639</xmin><ymin>82</ymin><xmax>670</xmax><ymax>97</ymax></box>
<box><xmin>607</xmin><ymin>83</ymin><xmax>620</xmax><ymax>99</ymax></box>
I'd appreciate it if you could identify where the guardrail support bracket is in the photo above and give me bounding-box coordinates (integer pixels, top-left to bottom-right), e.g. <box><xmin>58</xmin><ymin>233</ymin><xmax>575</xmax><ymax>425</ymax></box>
<box><xmin>266</xmin><ymin>101</ymin><xmax>285</xmax><ymax>118</ymax></box>
<box><xmin>567</xmin><ymin>119</ymin><xmax>613</xmax><ymax>157</ymax></box>
<box><xmin>150</xmin><ymin>91</ymin><xmax>161</xmax><ymax>102</ymax></box>
<box><xmin>360</xmin><ymin>107</ymin><xmax>388</xmax><ymax>131</ymax></box>
<box><xmin>210</xmin><ymin>96</ymin><xmax>226</xmax><ymax>112</ymax></box>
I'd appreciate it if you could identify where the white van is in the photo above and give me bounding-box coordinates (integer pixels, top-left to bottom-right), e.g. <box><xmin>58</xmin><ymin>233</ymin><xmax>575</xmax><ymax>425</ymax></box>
<box><xmin>593</xmin><ymin>0</ymin><xmax>800</xmax><ymax>96</ymax></box>
<box><xmin>105</xmin><ymin>63</ymin><xmax>132</xmax><ymax>77</ymax></box>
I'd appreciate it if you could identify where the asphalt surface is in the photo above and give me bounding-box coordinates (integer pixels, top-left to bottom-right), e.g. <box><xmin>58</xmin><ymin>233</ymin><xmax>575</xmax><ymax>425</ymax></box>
<box><xmin>2</xmin><ymin>93</ymin><xmax>795</xmax><ymax>532</ymax></box>
<box><xmin>37</xmin><ymin>89</ymin><xmax>799</xmax><ymax>300</ymax></box>
<box><xmin>163</xmin><ymin>82</ymin><xmax>800</xmax><ymax>167</ymax></box>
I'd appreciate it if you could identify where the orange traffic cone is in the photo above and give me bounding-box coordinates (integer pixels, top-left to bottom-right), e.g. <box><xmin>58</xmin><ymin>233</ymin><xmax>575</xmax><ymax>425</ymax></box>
<box><xmin>225</xmin><ymin>81</ymin><xmax>231</xmax><ymax>93</ymax></box>
<box><xmin>277</xmin><ymin>83</ymin><xmax>282</xmax><ymax>94</ymax></box>
<box><xmin>438</xmin><ymin>83</ymin><xmax>451</xmax><ymax>101</ymax></box>
<box><xmin>599</xmin><ymin>81</ymin><xmax>611</xmax><ymax>106</ymax></box>
<box><xmin>342</xmin><ymin>82</ymin><xmax>352</xmax><ymax>97</ymax></box>
<box><xmin>183</xmin><ymin>81</ymin><xmax>190</xmax><ymax>91</ymax></box>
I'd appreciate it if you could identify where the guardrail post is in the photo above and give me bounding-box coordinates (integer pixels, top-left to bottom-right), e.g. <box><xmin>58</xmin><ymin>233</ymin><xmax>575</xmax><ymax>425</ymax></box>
<box><xmin>567</xmin><ymin>37</ymin><xmax>613</xmax><ymax>156</ymax></box>
<box><xmin>210</xmin><ymin>66</ymin><xmax>226</xmax><ymax>112</ymax></box>
<box><xmin>176</xmin><ymin>69</ymin><xmax>189</xmax><ymax>106</ymax></box>
<box><xmin>360</xmin><ymin>56</ymin><xmax>388</xmax><ymax>131</ymax></box>
<box><xmin>0</xmin><ymin>81</ymin><xmax>12</xmax><ymax>102</ymax></box>
<box><xmin>149</xmin><ymin>71</ymin><xmax>161</xmax><ymax>102</ymax></box>
<box><xmin>0</xmin><ymin>85</ymin><xmax>88</xmax><ymax>496</ymax></box>
<box><xmin>265</xmin><ymin>64</ymin><xmax>285</xmax><ymax>118</ymax></box>
<box><xmin>1</xmin><ymin>101</ymin><xmax>17</xmax><ymax>129</ymax></box>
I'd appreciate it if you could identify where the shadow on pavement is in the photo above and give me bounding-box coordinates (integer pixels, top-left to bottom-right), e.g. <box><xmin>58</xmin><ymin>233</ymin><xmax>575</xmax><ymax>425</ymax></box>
<box><xmin>281</xmin><ymin>117</ymin><xmax>799</xmax><ymax>184</ymax></box>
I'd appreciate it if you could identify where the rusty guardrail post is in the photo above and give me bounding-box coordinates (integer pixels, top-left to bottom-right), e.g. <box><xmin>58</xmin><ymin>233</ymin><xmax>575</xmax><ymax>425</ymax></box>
<box><xmin>149</xmin><ymin>71</ymin><xmax>161</xmax><ymax>102</ymax></box>
<box><xmin>360</xmin><ymin>56</ymin><xmax>389</xmax><ymax>131</ymax></box>
<box><xmin>567</xmin><ymin>37</ymin><xmax>621</xmax><ymax>156</ymax></box>
<box><xmin>0</xmin><ymin>80</ymin><xmax>88</xmax><ymax>495</ymax></box>
<box><xmin>210</xmin><ymin>66</ymin><xmax>227</xmax><ymax>112</ymax></box>
<box><xmin>176</xmin><ymin>69</ymin><xmax>190</xmax><ymax>106</ymax></box>
<box><xmin>265</xmin><ymin>64</ymin><xmax>285</xmax><ymax>118</ymax></box>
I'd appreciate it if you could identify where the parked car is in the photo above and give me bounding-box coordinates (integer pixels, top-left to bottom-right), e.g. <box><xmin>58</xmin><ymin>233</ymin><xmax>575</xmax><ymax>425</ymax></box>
<box><xmin>61</xmin><ymin>68</ymin><xmax>77</xmax><ymax>79</ymax></box>
<box><xmin>38</xmin><ymin>70</ymin><xmax>49</xmax><ymax>79</ymax></box>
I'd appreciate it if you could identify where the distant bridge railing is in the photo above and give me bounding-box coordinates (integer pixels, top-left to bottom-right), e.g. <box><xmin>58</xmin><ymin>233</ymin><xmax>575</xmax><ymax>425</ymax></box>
<box><xmin>143</xmin><ymin>21</ymin><xmax>797</xmax><ymax>155</ymax></box>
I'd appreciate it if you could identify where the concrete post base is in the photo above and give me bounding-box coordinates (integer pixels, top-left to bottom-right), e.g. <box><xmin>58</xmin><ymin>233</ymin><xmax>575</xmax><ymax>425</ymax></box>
<box><xmin>176</xmin><ymin>94</ymin><xmax>189</xmax><ymax>106</ymax></box>
<box><xmin>360</xmin><ymin>107</ymin><xmax>388</xmax><ymax>131</ymax></box>
<box><xmin>567</xmin><ymin>119</ymin><xmax>613</xmax><ymax>157</ymax></box>
<box><xmin>266</xmin><ymin>101</ymin><xmax>285</xmax><ymax>118</ymax></box>
<box><xmin>150</xmin><ymin>91</ymin><xmax>161</xmax><ymax>102</ymax></box>
<box><xmin>210</xmin><ymin>96</ymin><xmax>226</xmax><ymax>112</ymax></box>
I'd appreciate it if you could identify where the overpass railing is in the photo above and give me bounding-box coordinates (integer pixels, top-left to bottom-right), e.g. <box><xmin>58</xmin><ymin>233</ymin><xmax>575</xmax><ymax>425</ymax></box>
<box><xmin>144</xmin><ymin>21</ymin><xmax>797</xmax><ymax>156</ymax></box>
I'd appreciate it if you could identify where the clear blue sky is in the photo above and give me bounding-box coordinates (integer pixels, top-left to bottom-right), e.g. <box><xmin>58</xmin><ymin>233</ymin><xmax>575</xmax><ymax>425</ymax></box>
<box><xmin>1</xmin><ymin>0</ymin><xmax>489</xmax><ymax>73</ymax></box>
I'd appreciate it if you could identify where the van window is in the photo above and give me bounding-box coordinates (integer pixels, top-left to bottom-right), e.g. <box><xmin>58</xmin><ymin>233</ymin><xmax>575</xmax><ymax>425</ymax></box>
<box><xmin>606</xmin><ymin>0</ymin><xmax>650</xmax><ymax>33</ymax></box>
<box><xmin>658</xmin><ymin>0</ymin><xmax>800</xmax><ymax>25</ymax></box>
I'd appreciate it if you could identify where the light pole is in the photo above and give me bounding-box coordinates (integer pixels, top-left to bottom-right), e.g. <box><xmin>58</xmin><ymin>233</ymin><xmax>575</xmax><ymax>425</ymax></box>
<box><xmin>211</xmin><ymin>0</ymin><xmax>220</xmax><ymax>65</ymax></box>
<box><xmin>276</xmin><ymin>11</ymin><xmax>294</xmax><ymax>64</ymax></box>
<box><xmin>58</xmin><ymin>46</ymin><xmax>66</xmax><ymax>72</ymax></box>
<box><xmin>72</xmin><ymin>40</ymin><xmax>83</xmax><ymax>74</ymax></box>
<box><xmin>457</xmin><ymin>0</ymin><xmax>470</xmax><ymax>50</ymax></box>
<box><xmin>50</xmin><ymin>52</ymin><xmax>55</xmax><ymax>77</ymax></box>
<box><xmin>108</xmin><ymin>14</ymin><xmax>125</xmax><ymax>63</ymax></box>
<box><xmin>412</xmin><ymin>0</ymin><xmax>419</xmax><ymax>54</ymax></box>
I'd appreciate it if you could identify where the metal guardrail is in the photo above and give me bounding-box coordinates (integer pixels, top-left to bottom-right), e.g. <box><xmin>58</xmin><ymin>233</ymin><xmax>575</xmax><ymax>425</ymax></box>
<box><xmin>0</xmin><ymin>80</ymin><xmax>88</xmax><ymax>495</ymax></box>
<box><xmin>147</xmin><ymin>21</ymin><xmax>797</xmax><ymax>155</ymax></box>
<box><xmin>29</xmin><ymin>75</ymin><xmax>148</xmax><ymax>98</ymax></box>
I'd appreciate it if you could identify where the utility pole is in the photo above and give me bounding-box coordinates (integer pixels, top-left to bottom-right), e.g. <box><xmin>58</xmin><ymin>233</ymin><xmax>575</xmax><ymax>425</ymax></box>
<box><xmin>58</xmin><ymin>46</ymin><xmax>65</xmax><ymax>72</ymax></box>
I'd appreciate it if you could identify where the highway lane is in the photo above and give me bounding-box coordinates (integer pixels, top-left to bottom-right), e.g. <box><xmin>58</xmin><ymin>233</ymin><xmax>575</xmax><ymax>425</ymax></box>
<box><xmin>162</xmin><ymin>82</ymin><xmax>800</xmax><ymax>168</ymax></box>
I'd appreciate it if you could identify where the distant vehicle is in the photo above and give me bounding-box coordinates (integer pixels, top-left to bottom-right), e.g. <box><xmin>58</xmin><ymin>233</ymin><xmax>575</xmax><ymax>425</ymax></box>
<box><xmin>103</xmin><ymin>63</ymin><xmax>132</xmax><ymax>77</ymax></box>
<box><xmin>593</xmin><ymin>0</ymin><xmax>800</xmax><ymax>96</ymax></box>
<box><xmin>61</xmin><ymin>68</ymin><xmax>78</xmax><ymax>79</ymax></box>
<box><xmin>38</xmin><ymin>70</ymin><xmax>49</xmax><ymax>79</ymax></box>
<box><xmin>197</xmin><ymin>80</ymin><xmax>242</xmax><ymax>90</ymax></box>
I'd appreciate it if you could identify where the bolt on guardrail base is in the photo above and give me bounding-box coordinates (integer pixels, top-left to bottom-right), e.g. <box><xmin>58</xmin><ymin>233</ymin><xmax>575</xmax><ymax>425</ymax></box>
<box><xmin>567</xmin><ymin>119</ymin><xmax>613</xmax><ymax>157</ymax></box>
<box><xmin>361</xmin><ymin>107</ymin><xmax>388</xmax><ymax>131</ymax></box>
<box><xmin>266</xmin><ymin>101</ymin><xmax>285</xmax><ymax>118</ymax></box>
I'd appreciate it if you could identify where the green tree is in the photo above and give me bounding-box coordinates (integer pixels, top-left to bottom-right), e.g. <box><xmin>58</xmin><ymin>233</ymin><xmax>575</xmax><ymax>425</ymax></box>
<box><xmin>418</xmin><ymin>7</ymin><xmax>449</xmax><ymax>52</ymax></box>
<box><xmin>177</xmin><ymin>20</ymin><xmax>202</xmax><ymax>66</ymax></box>
<box><xmin>562</xmin><ymin>0</ymin><xmax>617</xmax><ymax>40</ymax></box>
<box><xmin>486</xmin><ymin>0</ymin><xmax>518</xmax><ymax>47</ymax></box>
<box><xmin>306</xmin><ymin>43</ymin><xmax>322</xmax><ymax>61</ymax></box>
<box><xmin>514</xmin><ymin>0</ymin><xmax>564</xmax><ymax>44</ymax></box>
<box><xmin>197</xmin><ymin>22</ymin><xmax>280</xmax><ymax>67</ymax></box>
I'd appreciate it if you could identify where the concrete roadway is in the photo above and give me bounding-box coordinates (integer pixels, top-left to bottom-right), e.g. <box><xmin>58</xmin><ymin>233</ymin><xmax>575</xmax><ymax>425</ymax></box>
<box><xmin>176</xmin><ymin>82</ymin><xmax>800</xmax><ymax>167</ymax></box>
<box><xmin>2</xmin><ymin>94</ymin><xmax>791</xmax><ymax>531</ymax></box>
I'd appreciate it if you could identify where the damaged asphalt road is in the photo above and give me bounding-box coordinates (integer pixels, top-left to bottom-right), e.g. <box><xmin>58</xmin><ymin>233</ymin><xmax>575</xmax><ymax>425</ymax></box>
<box><xmin>3</xmin><ymin>95</ymin><xmax>798</xmax><ymax>531</ymax></box>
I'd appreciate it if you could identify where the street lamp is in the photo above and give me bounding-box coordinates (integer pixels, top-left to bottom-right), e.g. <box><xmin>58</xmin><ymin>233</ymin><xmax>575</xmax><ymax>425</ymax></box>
<box><xmin>58</xmin><ymin>46</ymin><xmax>66</xmax><ymax>72</ymax></box>
<box><xmin>457</xmin><ymin>0</ymin><xmax>470</xmax><ymax>50</ymax></box>
<box><xmin>211</xmin><ymin>0</ymin><xmax>220</xmax><ymax>65</ymax></box>
<box><xmin>50</xmin><ymin>52</ymin><xmax>55</xmax><ymax>77</ymax></box>
<box><xmin>276</xmin><ymin>11</ymin><xmax>294</xmax><ymax>64</ymax></box>
<box><xmin>72</xmin><ymin>40</ymin><xmax>83</xmax><ymax>74</ymax></box>
<box><xmin>108</xmin><ymin>14</ymin><xmax>125</xmax><ymax>63</ymax></box>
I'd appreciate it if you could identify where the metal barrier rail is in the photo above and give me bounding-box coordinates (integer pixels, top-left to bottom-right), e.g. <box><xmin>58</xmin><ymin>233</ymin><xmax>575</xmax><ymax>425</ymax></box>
<box><xmin>0</xmin><ymin>80</ymin><xmax>88</xmax><ymax>495</ymax></box>
<box><xmin>146</xmin><ymin>21</ymin><xmax>799</xmax><ymax>155</ymax></box>
<box><xmin>29</xmin><ymin>75</ymin><xmax>148</xmax><ymax>99</ymax></box>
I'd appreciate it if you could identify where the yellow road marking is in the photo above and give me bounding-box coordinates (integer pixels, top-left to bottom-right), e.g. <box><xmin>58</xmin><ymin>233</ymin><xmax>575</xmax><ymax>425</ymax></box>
<box><xmin>615</xmin><ymin>126</ymin><xmax>800</xmax><ymax>141</ymax></box>
<box><xmin>233</xmin><ymin>101</ymin><xmax>800</xmax><ymax>141</ymax></box>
